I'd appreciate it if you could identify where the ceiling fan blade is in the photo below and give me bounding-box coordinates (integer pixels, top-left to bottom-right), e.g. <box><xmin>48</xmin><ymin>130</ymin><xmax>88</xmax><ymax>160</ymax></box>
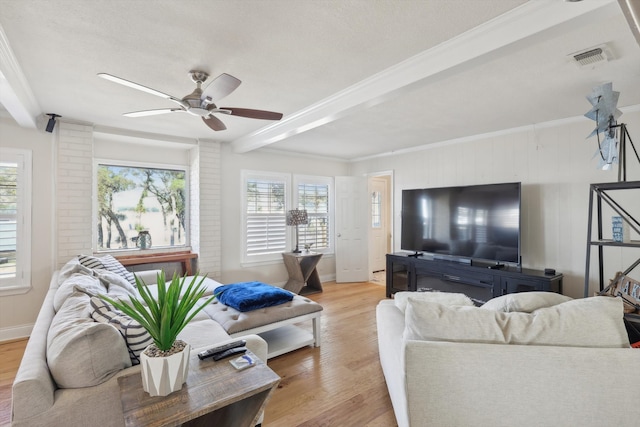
<box><xmin>202</xmin><ymin>115</ymin><xmax>227</xmax><ymax>131</ymax></box>
<box><xmin>98</xmin><ymin>73</ymin><xmax>188</xmax><ymax>108</ymax></box>
<box><xmin>123</xmin><ymin>108</ymin><xmax>184</xmax><ymax>117</ymax></box>
<box><xmin>201</xmin><ymin>73</ymin><xmax>241</xmax><ymax>102</ymax></box>
<box><xmin>221</xmin><ymin>107</ymin><xmax>283</xmax><ymax>121</ymax></box>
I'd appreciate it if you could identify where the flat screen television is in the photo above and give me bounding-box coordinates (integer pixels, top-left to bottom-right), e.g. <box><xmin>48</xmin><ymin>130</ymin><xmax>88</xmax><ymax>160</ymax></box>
<box><xmin>401</xmin><ymin>182</ymin><xmax>521</xmax><ymax>265</ymax></box>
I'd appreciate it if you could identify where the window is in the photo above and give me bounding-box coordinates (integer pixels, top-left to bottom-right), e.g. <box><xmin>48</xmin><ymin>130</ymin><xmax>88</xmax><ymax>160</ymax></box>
<box><xmin>242</xmin><ymin>171</ymin><xmax>288</xmax><ymax>262</ymax></box>
<box><xmin>0</xmin><ymin>149</ymin><xmax>31</xmax><ymax>294</ymax></box>
<box><xmin>295</xmin><ymin>176</ymin><xmax>332</xmax><ymax>252</ymax></box>
<box><xmin>242</xmin><ymin>171</ymin><xmax>333</xmax><ymax>264</ymax></box>
<box><xmin>96</xmin><ymin>162</ymin><xmax>188</xmax><ymax>252</ymax></box>
<box><xmin>371</xmin><ymin>191</ymin><xmax>381</xmax><ymax>228</ymax></box>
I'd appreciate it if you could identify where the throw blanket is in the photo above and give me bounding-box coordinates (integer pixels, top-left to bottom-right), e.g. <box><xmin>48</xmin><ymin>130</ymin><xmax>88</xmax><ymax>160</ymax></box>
<box><xmin>214</xmin><ymin>281</ymin><xmax>294</xmax><ymax>312</ymax></box>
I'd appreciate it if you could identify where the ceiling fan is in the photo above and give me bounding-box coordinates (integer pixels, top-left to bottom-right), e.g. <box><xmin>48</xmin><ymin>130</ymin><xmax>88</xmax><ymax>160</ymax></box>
<box><xmin>97</xmin><ymin>70</ymin><xmax>283</xmax><ymax>131</ymax></box>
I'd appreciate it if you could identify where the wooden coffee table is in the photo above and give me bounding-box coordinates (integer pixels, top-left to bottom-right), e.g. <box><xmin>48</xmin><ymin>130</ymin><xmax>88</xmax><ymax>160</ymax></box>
<box><xmin>118</xmin><ymin>350</ymin><xmax>280</xmax><ymax>427</ymax></box>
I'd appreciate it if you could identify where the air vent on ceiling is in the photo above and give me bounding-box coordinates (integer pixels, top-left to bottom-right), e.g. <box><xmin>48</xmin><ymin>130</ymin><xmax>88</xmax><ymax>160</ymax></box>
<box><xmin>569</xmin><ymin>44</ymin><xmax>613</xmax><ymax>68</ymax></box>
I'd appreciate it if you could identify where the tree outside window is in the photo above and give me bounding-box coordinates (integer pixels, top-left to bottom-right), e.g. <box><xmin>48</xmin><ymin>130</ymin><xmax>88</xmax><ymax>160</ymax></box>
<box><xmin>97</xmin><ymin>164</ymin><xmax>187</xmax><ymax>251</ymax></box>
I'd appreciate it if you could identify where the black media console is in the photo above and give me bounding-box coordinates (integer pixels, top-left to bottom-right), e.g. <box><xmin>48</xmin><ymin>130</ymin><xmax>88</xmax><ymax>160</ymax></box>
<box><xmin>386</xmin><ymin>253</ymin><xmax>563</xmax><ymax>304</ymax></box>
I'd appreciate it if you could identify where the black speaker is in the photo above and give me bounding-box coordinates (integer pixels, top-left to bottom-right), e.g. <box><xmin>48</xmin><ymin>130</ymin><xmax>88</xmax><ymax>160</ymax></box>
<box><xmin>45</xmin><ymin>114</ymin><xmax>60</xmax><ymax>133</ymax></box>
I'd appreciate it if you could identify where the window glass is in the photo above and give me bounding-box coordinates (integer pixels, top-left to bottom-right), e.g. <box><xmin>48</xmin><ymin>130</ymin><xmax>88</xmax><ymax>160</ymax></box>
<box><xmin>371</xmin><ymin>191</ymin><xmax>381</xmax><ymax>228</ymax></box>
<box><xmin>0</xmin><ymin>149</ymin><xmax>31</xmax><ymax>292</ymax></box>
<box><xmin>96</xmin><ymin>164</ymin><xmax>187</xmax><ymax>251</ymax></box>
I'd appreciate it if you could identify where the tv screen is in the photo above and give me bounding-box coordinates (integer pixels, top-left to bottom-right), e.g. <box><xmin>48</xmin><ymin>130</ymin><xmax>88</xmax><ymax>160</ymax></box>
<box><xmin>401</xmin><ymin>182</ymin><xmax>521</xmax><ymax>265</ymax></box>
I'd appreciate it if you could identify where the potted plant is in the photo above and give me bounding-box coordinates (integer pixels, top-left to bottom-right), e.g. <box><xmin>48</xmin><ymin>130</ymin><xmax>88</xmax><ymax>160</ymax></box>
<box><xmin>100</xmin><ymin>271</ymin><xmax>215</xmax><ymax>396</ymax></box>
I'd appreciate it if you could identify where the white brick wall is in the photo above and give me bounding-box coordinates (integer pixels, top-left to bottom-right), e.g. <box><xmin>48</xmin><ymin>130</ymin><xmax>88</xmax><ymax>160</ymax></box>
<box><xmin>190</xmin><ymin>140</ymin><xmax>221</xmax><ymax>279</ymax></box>
<box><xmin>55</xmin><ymin>121</ymin><xmax>94</xmax><ymax>267</ymax></box>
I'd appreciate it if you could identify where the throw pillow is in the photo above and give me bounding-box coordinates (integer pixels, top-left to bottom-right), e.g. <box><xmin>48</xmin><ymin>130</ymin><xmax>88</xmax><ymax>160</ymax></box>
<box><xmin>78</xmin><ymin>254</ymin><xmax>136</xmax><ymax>286</ymax></box>
<box><xmin>403</xmin><ymin>296</ymin><xmax>630</xmax><ymax>348</ymax></box>
<box><xmin>90</xmin><ymin>297</ymin><xmax>153</xmax><ymax>365</ymax></box>
<box><xmin>56</xmin><ymin>257</ymin><xmax>94</xmax><ymax>287</ymax></box>
<box><xmin>215</xmin><ymin>282</ymin><xmax>294</xmax><ymax>312</ymax></box>
<box><xmin>481</xmin><ymin>291</ymin><xmax>573</xmax><ymax>312</ymax></box>
<box><xmin>53</xmin><ymin>274</ymin><xmax>106</xmax><ymax>312</ymax></box>
<box><xmin>47</xmin><ymin>292</ymin><xmax>131</xmax><ymax>388</ymax></box>
<box><xmin>93</xmin><ymin>268</ymin><xmax>138</xmax><ymax>297</ymax></box>
<box><xmin>394</xmin><ymin>291</ymin><xmax>474</xmax><ymax>313</ymax></box>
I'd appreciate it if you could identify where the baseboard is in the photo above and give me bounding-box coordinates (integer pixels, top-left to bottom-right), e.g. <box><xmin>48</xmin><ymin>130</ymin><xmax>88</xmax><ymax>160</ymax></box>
<box><xmin>0</xmin><ymin>324</ymin><xmax>33</xmax><ymax>343</ymax></box>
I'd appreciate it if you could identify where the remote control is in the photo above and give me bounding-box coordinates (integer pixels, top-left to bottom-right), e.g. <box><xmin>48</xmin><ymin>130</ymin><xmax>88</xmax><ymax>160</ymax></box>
<box><xmin>212</xmin><ymin>346</ymin><xmax>247</xmax><ymax>361</ymax></box>
<box><xmin>197</xmin><ymin>340</ymin><xmax>246</xmax><ymax>360</ymax></box>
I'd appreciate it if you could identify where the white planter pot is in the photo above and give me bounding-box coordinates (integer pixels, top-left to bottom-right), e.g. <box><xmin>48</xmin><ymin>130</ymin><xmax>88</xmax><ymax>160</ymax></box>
<box><xmin>140</xmin><ymin>342</ymin><xmax>191</xmax><ymax>397</ymax></box>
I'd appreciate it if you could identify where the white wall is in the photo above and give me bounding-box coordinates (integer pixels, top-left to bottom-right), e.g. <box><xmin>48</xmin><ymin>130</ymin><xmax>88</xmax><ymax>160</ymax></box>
<box><xmin>0</xmin><ymin>118</ymin><xmax>55</xmax><ymax>340</ymax></box>
<box><xmin>350</xmin><ymin>111</ymin><xmax>640</xmax><ymax>298</ymax></box>
<box><xmin>219</xmin><ymin>145</ymin><xmax>349</xmax><ymax>284</ymax></box>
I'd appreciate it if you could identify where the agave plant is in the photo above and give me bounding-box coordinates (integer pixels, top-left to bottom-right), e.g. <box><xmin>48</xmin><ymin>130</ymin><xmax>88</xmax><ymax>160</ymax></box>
<box><xmin>100</xmin><ymin>271</ymin><xmax>215</xmax><ymax>352</ymax></box>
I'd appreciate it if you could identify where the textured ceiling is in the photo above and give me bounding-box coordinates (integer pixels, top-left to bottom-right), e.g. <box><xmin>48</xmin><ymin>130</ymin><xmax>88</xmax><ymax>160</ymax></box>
<box><xmin>1</xmin><ymin>0</ymin><xmax>639</xmax><ymax>161</ymax></box>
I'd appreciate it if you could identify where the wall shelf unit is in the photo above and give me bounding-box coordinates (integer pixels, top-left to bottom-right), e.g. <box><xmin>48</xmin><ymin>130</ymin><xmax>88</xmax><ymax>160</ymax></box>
<box><xmin>583</xmin><ymin>181</ymin><xmax>640</xmax><ymax>298</ymax></box>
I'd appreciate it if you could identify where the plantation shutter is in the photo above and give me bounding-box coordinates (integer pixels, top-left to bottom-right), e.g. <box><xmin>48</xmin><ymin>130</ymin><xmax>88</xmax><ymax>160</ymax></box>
<box><xmin>246</xmin><ymin>178</ymin><xmax>287</xmax><ymax>256</ymax></box>
<box><xmin>297</xmin><ymin>182</ymin><xmax>329</xmax><ymax>250</ymax></box>
<box><xmin>0</xmin><ymin>149</ymin><xmax>31</xmax><ymax>292</ymax></box>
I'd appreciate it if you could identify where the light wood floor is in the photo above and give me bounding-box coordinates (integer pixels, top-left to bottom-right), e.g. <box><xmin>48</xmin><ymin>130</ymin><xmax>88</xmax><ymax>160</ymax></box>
<box><xmin>0</xmin><ymin>280</ymin><xmax>396</xmax><ymax>427</ymax></box>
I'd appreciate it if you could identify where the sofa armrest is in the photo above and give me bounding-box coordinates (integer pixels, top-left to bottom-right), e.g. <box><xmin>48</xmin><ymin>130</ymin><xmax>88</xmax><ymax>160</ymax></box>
<box><xmin>12</xmin><ymin>288</ymin><xmax>57</xmax><ymax>421</ymax></box>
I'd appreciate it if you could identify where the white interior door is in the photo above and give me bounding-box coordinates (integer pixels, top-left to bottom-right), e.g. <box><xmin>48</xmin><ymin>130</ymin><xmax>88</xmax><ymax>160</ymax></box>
<box><xmin>369</xmin><ymin>177</ymin><xmax>388</xmax><ymax>272</ymax></box>
<box><xmin>335</xmin><ymin>176</ymin><xmax>368</xmax><ymax>283</ymax></box>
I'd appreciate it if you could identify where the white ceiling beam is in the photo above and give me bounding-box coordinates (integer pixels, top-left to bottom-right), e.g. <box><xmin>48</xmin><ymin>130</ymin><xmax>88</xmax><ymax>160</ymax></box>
<box><xmin>231</xmin><ymin>0</ymin><xmax>615</xmax><ymax>154</ymax></box>
<box><xmin>0</xmin><ymin>24</ymin><xmax>41</xmax><ymax>128</ymax></box>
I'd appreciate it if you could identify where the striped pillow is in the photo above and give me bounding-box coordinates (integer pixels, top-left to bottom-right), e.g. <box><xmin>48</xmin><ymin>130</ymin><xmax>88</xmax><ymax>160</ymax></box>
<box><xmin>78</xmin><ymin>254</ymin><xmax>136</xmax><ymax>286</ymax></box>
<box><xmin>90</xmin><ymin>297</ymin><xmax>153</xmax><ymax>365</ymax></box>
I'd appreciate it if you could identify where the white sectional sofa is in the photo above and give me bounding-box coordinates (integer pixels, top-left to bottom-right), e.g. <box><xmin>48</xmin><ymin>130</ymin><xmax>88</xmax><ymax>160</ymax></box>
<box><xmin>376</xmin><ymin>291</ymin><xmax>640</xmax><ymax>427</ymax></box>
<box><xmin>11</xmin><ymin>255</ymin><xmax>320</xmax><ymax>427</ymax></box>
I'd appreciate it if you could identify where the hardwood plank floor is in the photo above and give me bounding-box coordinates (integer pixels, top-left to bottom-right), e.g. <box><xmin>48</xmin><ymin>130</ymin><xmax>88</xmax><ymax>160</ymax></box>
<box><xmin>0</xmin><ymin>281</ymin><xmax>396</xmax><ymax>427</ymax></box>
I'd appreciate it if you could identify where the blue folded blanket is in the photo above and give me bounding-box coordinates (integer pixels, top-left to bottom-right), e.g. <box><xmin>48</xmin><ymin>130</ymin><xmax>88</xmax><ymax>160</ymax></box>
<box><xmin>214</xmin><ymin>281</ymin><xmax>294</xmax><ymax>312</ymax></box>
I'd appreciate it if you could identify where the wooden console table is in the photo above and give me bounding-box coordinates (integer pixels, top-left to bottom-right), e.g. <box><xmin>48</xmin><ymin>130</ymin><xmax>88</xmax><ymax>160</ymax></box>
<box><xmin>116</xmin><ymin>251</ymin><xmax>197</xmax><ymax>275</ymax></box>
<box><xmin>118</xmin><ymin>350</ymin><xmax>279</xmax><ymax>427</ymax></box>
<box><xmin>282</xmin><ymin>252</ymin><xmax>323</xmax><ymax>295</ymax></box>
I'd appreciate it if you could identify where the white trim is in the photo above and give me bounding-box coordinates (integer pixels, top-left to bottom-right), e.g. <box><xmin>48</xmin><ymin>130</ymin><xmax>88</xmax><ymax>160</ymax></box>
<box><xmin>0</xmin><ymin>25</ymin><xmax>40</xmax><ymax>127</ymax></box>
<box><xmin>0</xmin><ymin>323</ymin><xmax>33</xmax><ymax>342</ymax></box>
<box><xmin>93</xmin><ymin>125</ymin><xmax>199</xmax><ymax>148</ymax></box>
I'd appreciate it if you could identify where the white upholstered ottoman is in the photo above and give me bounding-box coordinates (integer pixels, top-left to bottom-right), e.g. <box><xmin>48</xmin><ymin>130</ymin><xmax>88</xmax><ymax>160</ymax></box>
<box><xmin>202</xmin><ymin>294</ymin><xmax>323</xmax><ymax>359</ymax></box>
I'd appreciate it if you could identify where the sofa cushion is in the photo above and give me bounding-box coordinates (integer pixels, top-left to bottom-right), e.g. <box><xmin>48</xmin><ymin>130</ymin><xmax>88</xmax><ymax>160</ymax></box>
<box><xmin>56</xmin><ymin>257</ymin><xmax>94</xmax><ymax>287</ymax></box>
<box><xmin>78</xmin><ymin>254</ymin><xmax>136</xmax><ymax>286</ymax></box>
<box><xmin>53</xmin><ymin>274</ymin><xmax>106</xmax><ymax>312</ymax></box>
<box><xmin>93</xmin><ymin>268</ymin><xmax>138</xmax><ymax>297</ymax></box>
<box><xmin>481</xmin><ymin>291</ymin><xmax>573</xmax><ymax>312</ymax></box>
<box><xmin>394</xmin><ymin>291</ymin><xmax>474</xmax><ymax>313</ymax></box>
<box><xmin>47</xmin><ymin>292</ymin><xmax>131</xmax><ymax>388</ymax></box>
<box><xmin>90</xmin><ymin>297</ymin><xmax>153</xmax><ymax>365</ymax></box>
<box><xmin>404</xmin><ymin>296</ymin><xmax>630</xmax><ymax>348</ymax></box>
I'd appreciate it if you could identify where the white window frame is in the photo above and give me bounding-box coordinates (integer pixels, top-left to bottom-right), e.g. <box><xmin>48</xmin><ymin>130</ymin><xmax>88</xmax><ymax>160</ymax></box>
<box><xmin>0</xmin><ymin>148</ymin><xmax>32</xmax><ymax>295</ymax></box>
<box><xmin>293</xmin><ymin>175</ymin><xmax>334</xmax><ymax>255</ymax></box>
<box><xmin>241</xmin><ymin>170</ymin><xmax>290</xmax><ymax>265</ymax></box>
<box><xmin>93</xmin><ymin>158</ymin><xmax>190</xmax><ymax>254</ymax></box>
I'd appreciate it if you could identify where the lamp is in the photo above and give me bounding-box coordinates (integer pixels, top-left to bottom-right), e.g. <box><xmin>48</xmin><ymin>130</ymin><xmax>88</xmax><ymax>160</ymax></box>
<box><xmin>286</xmin><ymin>209</ymin><xmax>308</xmax><ymax>253</ymax></box>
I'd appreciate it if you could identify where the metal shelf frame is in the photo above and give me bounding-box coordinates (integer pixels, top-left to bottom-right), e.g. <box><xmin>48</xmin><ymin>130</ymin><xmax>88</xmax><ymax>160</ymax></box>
<box><xmin>584</xmin><ymin>181</ymin><xmax>640</xmax><ymax>297</ymax></box>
